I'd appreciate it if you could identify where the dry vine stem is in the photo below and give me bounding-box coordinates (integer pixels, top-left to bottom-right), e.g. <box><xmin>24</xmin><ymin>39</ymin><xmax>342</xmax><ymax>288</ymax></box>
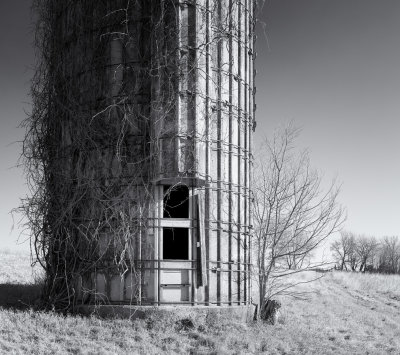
<box><xmin>22</xmin><ymin>0</ymin><xmax>258</xmax><ymax>311</ymax></box>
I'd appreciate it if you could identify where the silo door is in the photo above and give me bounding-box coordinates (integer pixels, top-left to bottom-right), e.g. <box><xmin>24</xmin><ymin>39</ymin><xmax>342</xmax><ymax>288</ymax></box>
<box><xmin>160</xmin><ymin>227</ymin><xmax>191</xmax><ymax>303</ymax></box>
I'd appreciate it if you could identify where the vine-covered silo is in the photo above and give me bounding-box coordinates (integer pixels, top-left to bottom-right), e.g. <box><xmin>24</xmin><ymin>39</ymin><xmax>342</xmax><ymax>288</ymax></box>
<box><xmin>26</xmin><ymin>0</ymin><xmax>256</xmax><ymax>311</ymax></box>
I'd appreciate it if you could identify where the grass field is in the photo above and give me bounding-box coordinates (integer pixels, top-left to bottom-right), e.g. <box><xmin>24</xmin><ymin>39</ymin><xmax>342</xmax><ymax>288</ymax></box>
<box><xmin>0</xmin><ymin>251</ymin><xmax>400</xmax><ymax>354</ymax></box>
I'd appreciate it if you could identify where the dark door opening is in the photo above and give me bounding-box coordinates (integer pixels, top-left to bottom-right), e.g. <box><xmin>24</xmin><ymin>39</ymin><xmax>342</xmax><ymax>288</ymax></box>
<box><xmin>163</xmin><ymin>228</ymin><xmax>189</xmax><ymax>260</ymax></box>
<box><xmin>163</xmin><ymin>185</ymin><xmax>189</xmax><ymax>218</ymax></box>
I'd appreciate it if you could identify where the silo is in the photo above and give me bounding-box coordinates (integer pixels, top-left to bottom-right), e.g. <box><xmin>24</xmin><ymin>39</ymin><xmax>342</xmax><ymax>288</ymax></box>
<box><xmin>28</xmin><ymin>0</ymin><xmax>256</xmax><ymax>311</ymax></box>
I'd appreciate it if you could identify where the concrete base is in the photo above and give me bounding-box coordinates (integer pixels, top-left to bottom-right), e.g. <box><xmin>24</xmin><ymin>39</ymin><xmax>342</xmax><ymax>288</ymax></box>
<box><xmin>76</xmin><ymin>304</ymin><xmax>257</xmax><ymax>323</ymax></box>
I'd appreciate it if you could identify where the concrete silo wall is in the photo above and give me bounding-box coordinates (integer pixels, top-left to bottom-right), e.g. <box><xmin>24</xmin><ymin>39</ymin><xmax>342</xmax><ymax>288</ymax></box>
<box><xmin>27</xmin><ymin>0</ymin><xmax>255</xmax><ymax>310</ymax></box>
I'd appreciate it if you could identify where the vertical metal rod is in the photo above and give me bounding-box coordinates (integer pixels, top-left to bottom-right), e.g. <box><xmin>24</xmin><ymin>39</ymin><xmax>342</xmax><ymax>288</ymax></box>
<box><xmin>237</xmin><ymin>0</ymin><xmax>242</xmax><ymax>305</ymax></box>
<box><xmin>243</xmin><ymin>0</ymin><xmax>248</xmax><ymax>304</ymax></box>
<box><xmin>248</xmin><ymin>0</ymin><xmax>255</xmax><ymax>301</ymax></box>
<box><xmin>176</xmin><ymin>0</ymin><xmax>182</xmax><ymax>174</ymax></box>
<box><xmin>216</xmin><ymin>0</ymin><xmax>222</xmax><ymax>306</ymax></box>
<box><xmin>204</xmin><ymin>0</ymin><xmax>211</xmax><ymax>306</ymax></box>
<box><xmin>228</xmin><ymin>0</ymin><xmax>233</xmax><ymax>306</ymax></box>
<box><xmin>190</xmin><ymin>188</ymin><xmax>195</xmax><ymax>305</ymax></box>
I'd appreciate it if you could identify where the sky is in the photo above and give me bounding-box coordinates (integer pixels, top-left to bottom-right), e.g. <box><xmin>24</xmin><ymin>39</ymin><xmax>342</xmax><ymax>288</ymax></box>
<box><xmin>0</xmin><ymin>0</ymin><xmax>33</xmax><ymax>251</ymax></box>
<box><xmin>255</xmin><ymin>0</ymin><xmax>400</xmax><ymax>242</ymax></box>
<box><xmin>1</xmin><ymin>1</ymin><xmax>400</xmax><ymax>251</ymax></box>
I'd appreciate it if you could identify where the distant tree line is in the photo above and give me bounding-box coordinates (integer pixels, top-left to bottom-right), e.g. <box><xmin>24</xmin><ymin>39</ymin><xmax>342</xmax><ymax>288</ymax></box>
<box><xmin>331</xmin><ymin>231</ymin><xmax>400</xmax><ymax>274</ymax></box>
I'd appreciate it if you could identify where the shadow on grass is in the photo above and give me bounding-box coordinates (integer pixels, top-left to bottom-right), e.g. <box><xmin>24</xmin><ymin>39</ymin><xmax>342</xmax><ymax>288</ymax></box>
<box><xmin>0</xmin><ymin>283</ymin><xmax>42</xmax><ymax>310</ymax></box>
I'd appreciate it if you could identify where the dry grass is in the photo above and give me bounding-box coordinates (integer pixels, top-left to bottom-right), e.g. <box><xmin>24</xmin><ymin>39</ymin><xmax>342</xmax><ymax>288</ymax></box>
<box><xmin>1</xmin><ymin>251</ymin><xmax>400</xmax><ymax>354</ymax></box>
<box><xmin>332</xmin><ymin>270</ymin><xmax>400</xmax><ymax>296</ymax></box>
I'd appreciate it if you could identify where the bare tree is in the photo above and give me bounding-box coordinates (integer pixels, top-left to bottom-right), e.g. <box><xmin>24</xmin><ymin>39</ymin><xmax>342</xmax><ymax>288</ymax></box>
<box><xmin>252</xmin><ymin>124</ymin><xmax>345</xmax><ymax>314</ymax></box>
<box><xmin>356</xmin><ymin>236</ymin><xmax>379</xmax><ymax>272</ymax></box>
<box><xmin>347</xmin><ymin>235</ymin><xmax>359</xmax><ymax>271</ymax></box>
<box><xmin>378</xmin><ymin>236</ymin><xmax>400</xmax><ymax>274</ymax></box>
<box><xmin>330</xmin><ymin>231</ymin><xmax>356</xmax><ymax>271</ymax></box>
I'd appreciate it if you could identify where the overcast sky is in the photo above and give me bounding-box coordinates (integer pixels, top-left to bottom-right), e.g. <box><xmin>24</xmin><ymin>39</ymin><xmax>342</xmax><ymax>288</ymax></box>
<box><xmin>1</xmin><ymin>1</ymin><xmax>400</xmax><ymax>251</ymax></box>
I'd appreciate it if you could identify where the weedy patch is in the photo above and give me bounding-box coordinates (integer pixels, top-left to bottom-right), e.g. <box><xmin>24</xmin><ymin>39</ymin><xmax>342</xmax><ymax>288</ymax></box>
<box><xmin>175</xmin><ymin>318</ymin><xmax>195</xmax><ymax>331</ymax></box>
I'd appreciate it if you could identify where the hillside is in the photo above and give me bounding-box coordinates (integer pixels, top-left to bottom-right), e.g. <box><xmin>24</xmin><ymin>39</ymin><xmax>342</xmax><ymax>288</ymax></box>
<box><xmin>0</xmin><ymin>251</ymin><xmax>399</xmax><ymax>354</ymax></box>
